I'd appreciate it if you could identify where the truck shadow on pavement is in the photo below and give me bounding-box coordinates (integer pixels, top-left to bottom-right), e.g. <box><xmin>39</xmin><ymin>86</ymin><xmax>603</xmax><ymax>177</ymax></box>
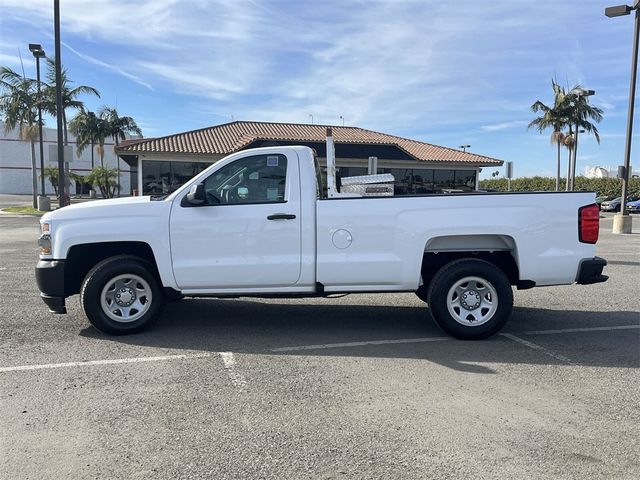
<box><xmin>80</xmin><ymin>297</ymin><xmax>640</xmax><ymax>373</ymax></box>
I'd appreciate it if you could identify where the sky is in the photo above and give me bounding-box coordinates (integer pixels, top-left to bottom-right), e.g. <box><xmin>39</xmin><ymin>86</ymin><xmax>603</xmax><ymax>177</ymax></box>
<box><xmin>0</xmin><ymin>0</ymin><xmax>637</xmax><ymax>178</ymax></box>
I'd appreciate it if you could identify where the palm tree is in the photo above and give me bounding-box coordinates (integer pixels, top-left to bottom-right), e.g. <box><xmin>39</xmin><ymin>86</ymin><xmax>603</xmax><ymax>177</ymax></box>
<box><xmin>99</xmin><ymin>106</ymin><xmax>142</xmax><ymax>196</ymax></box>
<box><xmin>68</xmin><ymin>109</ymin><xmax>108</xmax><ymax>168</ymax></box>
<box><xmin>528</xmin><ymin>80</ymin><xmax>571</xmax><ymax>191</ymax></box>
<box><xmin>565</xmin><ymin>85</ymin><xmax>604</xmax><ymax>188</ymax></box>
<box><xmin>0</xmin><ymin>66</ymin><xmax>40</xmax><ymax>206</ymax></box>
<box><xmin>43</xmin><ymin>57</ymin><xmax>100</xmax><ymax>145</ymax></box>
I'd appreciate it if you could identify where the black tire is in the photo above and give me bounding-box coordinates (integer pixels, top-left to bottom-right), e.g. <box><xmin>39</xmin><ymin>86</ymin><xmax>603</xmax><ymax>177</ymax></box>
<box><xmin>426</xmin><ymin>258</ymin><xmax>513</xmax><ymax>340</ymax></box>
<box><xmin>80</xmin><ymin>255</ymin><xmax>165</xmax><ymax>335</ymax></box>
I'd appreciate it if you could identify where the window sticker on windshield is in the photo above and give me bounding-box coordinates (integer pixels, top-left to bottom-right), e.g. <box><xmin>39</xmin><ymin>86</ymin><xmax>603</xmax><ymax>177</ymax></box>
<box><xmin>249</xmin><ymin>171</ymin><xmax>259</xmax><ymax>180</ymax></box>
<box><xmin>267</xmin><ymin>155</ymin><xmax>279</xmax><ymax>167</ymax></box>
<box><xmin>266</xmin><ymin>188</ymin><xmax>279</xmax><ymax>200</ymax></box>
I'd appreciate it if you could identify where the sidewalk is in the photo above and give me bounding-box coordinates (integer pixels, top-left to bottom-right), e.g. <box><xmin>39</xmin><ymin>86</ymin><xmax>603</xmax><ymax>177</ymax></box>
<box><xmin>0</xmin><ymin>194</ymin><xmax>128</xmax><ymax>212</ymax></box>
<box><xmin>0</xmin><ymin>194</ymin><xmax>33</xmax><ymax>209</ymax></box>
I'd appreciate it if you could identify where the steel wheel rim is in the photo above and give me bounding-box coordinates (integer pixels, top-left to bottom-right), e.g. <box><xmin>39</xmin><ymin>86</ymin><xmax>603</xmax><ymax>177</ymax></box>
<box><xmin>446</xmin><ymin>276</ymin><xmax>498</xmax><ymax>327</ymax></box>
<box><xmin>100</xmin><ymin>273</ymin><xmax>152</xmax><ymax>323</ymax></box>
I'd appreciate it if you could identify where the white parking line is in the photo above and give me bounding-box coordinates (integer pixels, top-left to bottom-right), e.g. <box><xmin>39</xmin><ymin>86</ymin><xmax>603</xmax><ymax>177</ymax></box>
<box><xmin>500</xmin><ymin>333</ymin><xmax>577</xmax><ymax>366</ymax></box>
<box><xmin>523</xmin><ymin>325</ymin><xmax>640</xmax><ymax>335</ymax></box>
<box><xmin>271</xmin><ymin>336</ymin><xmax>450</xmax><ymax>352</ymax></box>
<box><xmin>0</xmin><ymin>352</ymin><xmax>212</xmax><ymax>373</ymax></box>
<box><xmin>219</xmin><ymin>352</ymin><xmax>247</xmax><ymax>391</ymax></box>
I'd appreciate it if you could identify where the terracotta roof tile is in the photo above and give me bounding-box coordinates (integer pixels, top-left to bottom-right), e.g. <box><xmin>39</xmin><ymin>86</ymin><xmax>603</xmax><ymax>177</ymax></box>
<box><xmin>116</xmin><ymin>121</ymin><xmax>503</xmax><ymax>165</ymax></box>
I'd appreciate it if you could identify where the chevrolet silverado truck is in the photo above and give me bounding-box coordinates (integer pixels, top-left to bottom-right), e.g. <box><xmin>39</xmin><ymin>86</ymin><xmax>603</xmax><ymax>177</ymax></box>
<box><xmin>35</xmin><ymin>129</ymin><xmax>607</xmax><ymax>339</ymax></box>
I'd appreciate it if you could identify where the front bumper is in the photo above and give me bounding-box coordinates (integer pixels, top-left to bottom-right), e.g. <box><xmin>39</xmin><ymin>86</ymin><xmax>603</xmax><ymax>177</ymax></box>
<box><xmin>576</xmin><ymin>256</ymin><xmax>608</xmax><ymax>285</ymax></box>
<box><xmin>35</xmin><ymin>260</ymin><xmax>66</xmax><ymax>314</ymax></box>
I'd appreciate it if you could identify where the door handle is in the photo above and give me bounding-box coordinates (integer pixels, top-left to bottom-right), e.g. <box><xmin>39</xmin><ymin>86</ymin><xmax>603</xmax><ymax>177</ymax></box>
<box><xmin>267</xmin><ymin>213</ymin><xmax>296</xmax><ymax>220</ymax></box>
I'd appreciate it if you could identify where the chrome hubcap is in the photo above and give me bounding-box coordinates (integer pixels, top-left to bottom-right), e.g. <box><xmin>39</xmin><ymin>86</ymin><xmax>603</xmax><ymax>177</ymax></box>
<box><xmin>447</xmin><ymin>276</ymin><xmax>498</xmax><ymax>327</ymax></box>
<box><xmin>100</xmin><ymin>274</ymin><xmax>152</xmax><ymax>323</ymax></box>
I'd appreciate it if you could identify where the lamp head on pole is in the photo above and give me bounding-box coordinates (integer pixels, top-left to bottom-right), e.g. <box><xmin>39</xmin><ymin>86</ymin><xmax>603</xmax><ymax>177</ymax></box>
<box><xmin>28</xmin><ymin>43</ymin><xmax>45</xmax><ymax>58</ymax></box>
<box><xmin>605</xmin><ymin>4</ymin><xmax>633</xmax><ymax>17</ymax></box>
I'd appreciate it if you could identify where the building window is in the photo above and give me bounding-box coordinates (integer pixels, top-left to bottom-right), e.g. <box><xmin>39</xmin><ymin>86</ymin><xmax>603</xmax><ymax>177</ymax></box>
<box><xmin>453</xmin><ymin>170</ymin><xmax>476</xmax><ymax>191</ymax></box>
<box><xmin>433</xmin><ymin>169</ymin><xmax>455</xmax><ymax>191</ymax></box>
<box><xmin>142</xmin><ymin>160</ymin><xmax>210</xmax><ymax>195</ymax></box>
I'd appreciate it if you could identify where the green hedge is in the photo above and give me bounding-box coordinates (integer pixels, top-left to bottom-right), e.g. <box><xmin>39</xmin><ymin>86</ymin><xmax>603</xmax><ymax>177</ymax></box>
<box><xmin>479</xmin><ymin>176</ymin><xmax>640</xmax><ymax>198</ymax></box>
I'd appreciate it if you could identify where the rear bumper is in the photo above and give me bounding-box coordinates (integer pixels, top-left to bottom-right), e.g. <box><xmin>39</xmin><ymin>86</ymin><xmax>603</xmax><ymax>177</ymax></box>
<box><xmin>576</xmin><ymin>256</ymin><xmax>608</xmax><ymax>285</ymax></box>
<box><xmin>35</xmin><ymin>260</ymin><xmax>67</xmax><ymax>314</ymax></box>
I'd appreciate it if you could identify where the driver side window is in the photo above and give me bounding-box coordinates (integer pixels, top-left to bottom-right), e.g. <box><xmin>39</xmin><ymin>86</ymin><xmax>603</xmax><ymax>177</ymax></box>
<box><xmin>203</xmin><ymin>154</ymin><xmax>288</xmax><ymax>205</ymax></box>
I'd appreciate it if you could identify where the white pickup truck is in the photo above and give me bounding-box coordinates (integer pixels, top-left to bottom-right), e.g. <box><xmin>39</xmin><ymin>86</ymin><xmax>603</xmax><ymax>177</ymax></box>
<box><xmin>36</xmin><ymin>129</ymin><xmax>607</xmax><ymax>339</ymax></box>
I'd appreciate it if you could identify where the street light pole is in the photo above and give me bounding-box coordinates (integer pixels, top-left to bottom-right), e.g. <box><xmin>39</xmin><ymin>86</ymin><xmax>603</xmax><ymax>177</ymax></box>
<box><xmin>53</xmin><ymin>0</ymin><xmax>66</xmax><ymax>208</ymax></box>
<box><xmin>459</xmin><ymin>144</ymin><xmax>471</xmax><ymax>152</ymax></box>
<box><xmin>606</xmin><ymin>1</ymin><xmax>639</xmax><ymax>233</ymax></box>
<box><xmin>29</xmin><ymin>44</ymin><xmax>46</xmax><ymax>203</ymax></box>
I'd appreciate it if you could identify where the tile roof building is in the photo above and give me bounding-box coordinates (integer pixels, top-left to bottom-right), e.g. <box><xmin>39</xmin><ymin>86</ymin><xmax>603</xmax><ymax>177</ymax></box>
<box><xmin>115</xmin><ymin>121</ymin><xmax>504</xmax><ymax>196</ymax></box>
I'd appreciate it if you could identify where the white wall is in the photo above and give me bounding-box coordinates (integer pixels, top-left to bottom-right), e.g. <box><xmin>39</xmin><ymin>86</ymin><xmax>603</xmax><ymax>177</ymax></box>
<box><xmin>0</xmin><ymin>121</ymin><xmax>132</xmax><ymax>195</ymax></box>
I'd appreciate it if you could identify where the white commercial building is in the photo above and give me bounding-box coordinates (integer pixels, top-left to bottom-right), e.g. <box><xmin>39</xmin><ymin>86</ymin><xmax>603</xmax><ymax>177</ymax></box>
<box><xmin>584</xmin><ymin>165</ymin><xmax>639</xmax><ymax>179</ymax></box>
<box><xmin>0</xmin><ymin>121</ymin><xmax>132</xmax><ymax>196</ymax></box>
<box><xmin>116</xmin><ymin>121</ymin><xmax>504</xmax><ymax>197</ymax></box>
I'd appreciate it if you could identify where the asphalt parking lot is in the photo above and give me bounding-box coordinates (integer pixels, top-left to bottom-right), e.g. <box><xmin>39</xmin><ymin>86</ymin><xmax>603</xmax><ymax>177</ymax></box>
<box><xmin>0</xmin><ymin>212</ymin><xmax>638</xmax><ymax>479</ymax></box>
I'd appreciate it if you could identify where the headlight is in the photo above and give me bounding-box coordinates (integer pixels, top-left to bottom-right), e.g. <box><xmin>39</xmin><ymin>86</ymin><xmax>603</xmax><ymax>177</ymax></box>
<box><xmin>39</xmin><ymin>222</ymin><xmax>51</xmax><ymax>255</ymax></box>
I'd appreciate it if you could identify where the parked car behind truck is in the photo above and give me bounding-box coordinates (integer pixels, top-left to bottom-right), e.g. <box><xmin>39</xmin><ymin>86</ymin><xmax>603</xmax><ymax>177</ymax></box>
<box><xmin>36</xmin><ymin>130</ymin><xmax>607</xmax><ymax>340</ymax></box>
<box><xmin>601</xmin><ymin>196</ymin><xmax>639</xmax><ymax>212</ymax></box>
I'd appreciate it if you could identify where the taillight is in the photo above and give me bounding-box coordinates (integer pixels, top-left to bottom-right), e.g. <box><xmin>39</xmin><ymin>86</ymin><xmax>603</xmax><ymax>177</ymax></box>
<box><xmin>579</xmin><ymin>204</ymin><xmax>600</xmax><ymax>244</ymax></box>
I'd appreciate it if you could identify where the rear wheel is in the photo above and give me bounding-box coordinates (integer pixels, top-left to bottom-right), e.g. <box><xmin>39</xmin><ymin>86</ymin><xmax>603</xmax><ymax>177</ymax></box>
<box><xmin>427</xmin><ymin>259</ymin><xmax>513</xmax><ymax>339</ymax></box>
<box><xmin>80</xmin><ymin>255</ymin><xmax>165</xmax><ymax>335</ymax></box>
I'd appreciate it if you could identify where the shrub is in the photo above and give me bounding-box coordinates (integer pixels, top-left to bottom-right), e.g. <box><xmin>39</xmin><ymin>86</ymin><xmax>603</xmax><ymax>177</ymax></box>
<box><xmin>85</xmin><ymin>167</ymin><xmax>119</xmax><ymax>198</ymax></box>
<box><xmin>41</xmin><ymin>166</ymin><xmax>82</xmax><ymax>196</ymax></box>
<box><xmin>479</xmin><ymin>176</ymin><xmax>640</xmax><ymax>198</ymax></box>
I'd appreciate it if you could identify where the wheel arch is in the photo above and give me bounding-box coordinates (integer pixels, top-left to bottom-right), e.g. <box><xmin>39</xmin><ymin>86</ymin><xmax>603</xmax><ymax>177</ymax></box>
<box><xmin>64</xmin><ymin>241</ymin><xmax>162</xmax><ymax>296</ymax></box>
<box><xmin>418</xmin><ymin>234</ymin><xmax>527</xmax><ymax>295</ymax></box>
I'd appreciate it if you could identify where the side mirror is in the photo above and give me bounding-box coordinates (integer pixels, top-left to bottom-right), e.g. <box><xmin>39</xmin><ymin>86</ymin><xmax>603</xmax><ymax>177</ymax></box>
<box><xmin>182</xmin><ymin>183</ymin><xmax>206</xmax><ymax>207</ymax></box>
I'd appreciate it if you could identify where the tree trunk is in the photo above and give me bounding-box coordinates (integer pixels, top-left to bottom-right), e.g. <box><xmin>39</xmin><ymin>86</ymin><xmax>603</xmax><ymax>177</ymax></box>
<box><xmin>30</xmin><ymin>141</ymin><xmax>37</xmax><ymax>208</ymax></box>
<box><xmin>63</xmin><ymin>109</ymin><xmax>68</xmax><ymax>145</ymax></box>
<box><xmin>565</xmin><ymin>128</ymin><xmax>573</xmax><ymax>191</ymax></box>
<box><xmin>555</xmin><ymin>140</ymin><xmax>561</xmax><ymax>192</ymax></box>
<box><xmin>565</xmin><ymin>147</ymin><xmax>572</xmax><ymax>191</ymax></box>
<box><xmin>115</xmin><ymin>137</ymin><xmax>120</xmax><ymax>197</ymax></box>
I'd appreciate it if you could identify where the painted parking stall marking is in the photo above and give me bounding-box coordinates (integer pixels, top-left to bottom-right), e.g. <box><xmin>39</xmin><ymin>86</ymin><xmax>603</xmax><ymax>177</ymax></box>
<box><xmin>0</xmin><ymin>352</ymin><xmax>212</xmax><ymax>373</ymax></box>
<box><xmin>219</xmin><ymin>352</ymin><xmax>247</xmax><ymax>391</ymax></box>
<box><xmin>523</xmin><ymin>325</ymin><xmax>640</xmax><ymax>335</ymax></box>
<box><xmin>271</xmin><ymin>336</ymin><xmax>450</xmax><ymax>352</ymax></box>
<box><xmin>500</xmin><ymin>333</ymin><xmax>577</xmax><ymax>365</ymax></box>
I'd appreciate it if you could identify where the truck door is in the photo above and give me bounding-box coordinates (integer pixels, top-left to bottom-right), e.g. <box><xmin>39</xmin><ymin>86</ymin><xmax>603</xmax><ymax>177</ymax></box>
<box><xmin>169</xmin><ymin>151</ymin><xmax>302</xmax><ymax>290</ymax></box>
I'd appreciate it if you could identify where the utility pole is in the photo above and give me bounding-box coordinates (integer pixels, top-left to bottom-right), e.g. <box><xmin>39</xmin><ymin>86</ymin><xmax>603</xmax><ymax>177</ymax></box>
<box><xmin>54</xmin><ymin>0</ymin><xmax>66</xmax><ymax>207</ymax></box>
<box><xmin>606</xmin><ymin>1</ymin><xmax>639</xmax><ymax>233</ymax></box>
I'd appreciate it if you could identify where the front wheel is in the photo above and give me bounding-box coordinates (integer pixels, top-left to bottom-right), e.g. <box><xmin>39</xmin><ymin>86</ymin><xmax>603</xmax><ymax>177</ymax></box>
<box><xmin>80</xmin><ymin>255</ymin><xmax>165</xmax><ymax>335</ymax></box>
<box><xmin>427</xmin><ymin>259</ymin><xmax>513</xmax><ymax>340</ymax></box>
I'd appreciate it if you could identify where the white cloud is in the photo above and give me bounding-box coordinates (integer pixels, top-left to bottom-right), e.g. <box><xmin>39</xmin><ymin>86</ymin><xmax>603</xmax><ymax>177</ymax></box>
<box><xmin>0</xmin><ymin>53</ymin><xmax>23</xmax><ymax>67</ymax></box>
<box><xmin>481</xmin><ymin>120</ymin><xmax>529</xmax><ymax>132</ymax></box>
<box><xmin>62</xmin><ymin>42</ymin><xmax>154</xmax><ymax>91</ymax></box>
